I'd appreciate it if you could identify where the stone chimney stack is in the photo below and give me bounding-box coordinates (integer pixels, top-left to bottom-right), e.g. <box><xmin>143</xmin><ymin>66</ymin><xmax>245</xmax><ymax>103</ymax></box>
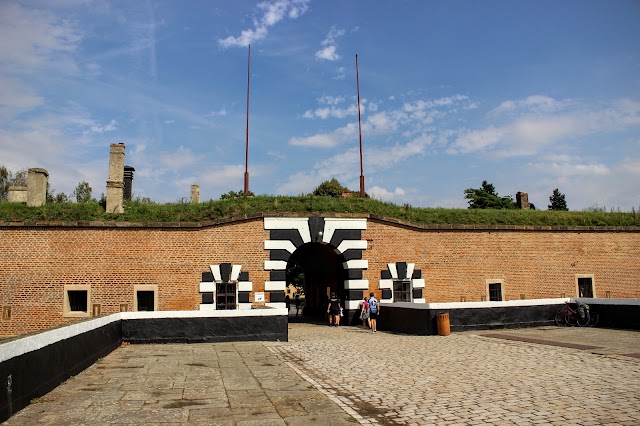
<box><xmin>123</xmin><ymin>165</ymin><xmax>135</xmax><ymax>201</ymax></box>
<box><xmin>516</xmin><ymin>192</ymin><xmax>530</xmax><ymax>210</ymax></box>
<box><xmin>106</xmin><ymin>143</ymin><xmax>125</xmax><ymax>214</ymax></box>
<box><xmin>190</xmin><ymin>185</ymin><xmax>200</xmax><ymax>204</ymax></box>
<box><xmin>26</xmin><ymin>168</ymin><xmax>48</xmax><ymax>207</ymax></box>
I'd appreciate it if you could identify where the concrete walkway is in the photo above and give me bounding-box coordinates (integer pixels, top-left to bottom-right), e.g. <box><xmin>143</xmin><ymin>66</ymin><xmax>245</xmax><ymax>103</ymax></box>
<box><xmin>4</xmin><ymin>325</ymin><xmax>640</xmax><ymax>425</ymax></box>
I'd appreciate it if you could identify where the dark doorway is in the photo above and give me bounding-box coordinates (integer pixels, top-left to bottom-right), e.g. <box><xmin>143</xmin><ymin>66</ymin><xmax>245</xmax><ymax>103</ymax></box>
<box><xmin>136</xmin><ymin>291</ymin><xmax>155</xmax><ymax>311</ymax></box>
<box><xmin>286</xmin><ymin>242</ymin><xmax>347</xmax><ymax>321</ymax></box>
<box><xmin>577</xmin><ymin>277</ymin><xmax>594</xmax><ymax>298</ymax></box>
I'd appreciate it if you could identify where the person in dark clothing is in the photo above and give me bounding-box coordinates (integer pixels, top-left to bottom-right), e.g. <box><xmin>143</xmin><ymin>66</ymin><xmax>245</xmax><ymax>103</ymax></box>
<box><xmin>326</xmin><ymin>292</ymin><xmax>342</xmax><ymax>326</ymax></box>
<box><xmin>294</xmin><ymin>294</ymin><xmax>301</xmax><ymax>318</ymax></box>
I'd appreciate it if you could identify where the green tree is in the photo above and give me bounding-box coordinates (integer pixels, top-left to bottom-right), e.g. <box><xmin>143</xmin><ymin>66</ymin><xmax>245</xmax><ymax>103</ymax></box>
<box><xmin>55</xmin><ymin>192</ymin><xmax>70</xmax><ymax>203</ymax></box>
<box><xmin>0</xmin><ymin>166</ymin><xmax>9</xmax><ymax>201</ymax></box>
<box><xmin>464</xmin><ymin>180</ymin><xmax>515</xmax><ymax>209</ymax></box>
<box><xmin>1</xmin><ymin>166</ymin><xmax>28</xmax><ymax>201</ymax></box>
<box><xmin>11</xmin><ymin>169</ymin><xmax>28</xmax><ymax>186</ymax></box>
<box><xmin>73</xmin><ymin>181</ymin><xmax>93</xmax><ymax>203</ymax></box>
<box><xmin>548</xmin><ymin>188</ymin><xmax>568</xmax><ymax>211</ymax></box>
<box><xmin>312</xmin><ymin>178</ymin><xmax>350</xmax><ymax>198</ymax></box>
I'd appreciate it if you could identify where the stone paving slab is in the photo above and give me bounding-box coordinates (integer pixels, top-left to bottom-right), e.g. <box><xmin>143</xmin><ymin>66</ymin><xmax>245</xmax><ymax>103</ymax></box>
<box><xmin>4</xmin><ymin>325</ymin><xmax>640</xmax><ymax>425</ymax></box>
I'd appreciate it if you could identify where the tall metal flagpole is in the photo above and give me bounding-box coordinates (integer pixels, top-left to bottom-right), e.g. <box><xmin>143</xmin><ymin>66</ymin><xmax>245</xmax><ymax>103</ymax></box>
<box><xmin>244</xmin><ymin>44</ymin><xmax>251</xmax><ymax>195</ymax></box>
<box><xmin>356</xmin><ymin>54</ymin><xmax>365</xmax><ymax>198</ymax></box>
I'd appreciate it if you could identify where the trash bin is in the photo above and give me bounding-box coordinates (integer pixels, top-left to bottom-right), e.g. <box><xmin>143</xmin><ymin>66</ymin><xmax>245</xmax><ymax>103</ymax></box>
<box><xmin>437</xmin><ymin>312</ymin><xmax>450</xmax><ymax>336</ymax></box>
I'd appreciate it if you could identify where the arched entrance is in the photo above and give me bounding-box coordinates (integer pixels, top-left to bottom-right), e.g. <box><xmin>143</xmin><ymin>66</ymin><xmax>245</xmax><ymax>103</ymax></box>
<box><xmin>286</xmin><ymin>242</ymin><xmax>348</xmax><ymax>320</ymax></box>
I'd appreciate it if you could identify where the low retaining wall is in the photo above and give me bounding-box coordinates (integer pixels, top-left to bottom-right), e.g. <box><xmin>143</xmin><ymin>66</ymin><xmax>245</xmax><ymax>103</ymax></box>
<box><xmin>0</xmin><ymin>315</ymin><xmax>122</xmax><ymax>422</ymax></box>
<box><xmin>578</xmin><ymin>298</ymin><xmax>640</xmax><ymax>330</ymax></box>
<box><xmin>378</xmin><ymin>298</ymin><xmax>640</xmax><ymax>335</ymax></box>
<box><xmin>0</xmin><ymin>308</ymin><xmax>288</xmax><ymax>422</ymax></box>
<box><xmin>121</xmin><ymin>309</ymin><xmax>288</xmax><ymax>343</ymax></box>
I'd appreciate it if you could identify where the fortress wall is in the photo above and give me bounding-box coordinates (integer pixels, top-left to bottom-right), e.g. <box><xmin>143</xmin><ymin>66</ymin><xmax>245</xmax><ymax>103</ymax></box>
<box><xmin>1</xmin><ymin>217</ymin><xmax>638</xmax><ymax>336</ymax></box>
<box><xmin>364</xmin><ymin>219</ymin><xmax>640</xmax><ymax>302</ymax></box>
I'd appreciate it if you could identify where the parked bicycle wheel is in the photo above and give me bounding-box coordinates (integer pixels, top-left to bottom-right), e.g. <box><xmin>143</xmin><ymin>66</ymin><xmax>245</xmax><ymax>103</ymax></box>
<box><xmin>588</xmin><ymin>311</ymin><xmax>599</xmax><ymax>327</ymax></box>
<box><xmin>576</xmin><ymin>312</ymin><xmax>590</xmax><ymax>327</ymax></box>
<box><xmin>554</xmin><ymin>311</ymin><xmax>567</xmax><ymax>326</ymax></box>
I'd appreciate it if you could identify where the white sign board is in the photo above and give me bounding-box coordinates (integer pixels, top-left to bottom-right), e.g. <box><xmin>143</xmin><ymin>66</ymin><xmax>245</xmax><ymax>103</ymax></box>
<box><xmin>254</xmin><ymin>292</ymin><xmax>265</xmax><ymax>302</ymax></box>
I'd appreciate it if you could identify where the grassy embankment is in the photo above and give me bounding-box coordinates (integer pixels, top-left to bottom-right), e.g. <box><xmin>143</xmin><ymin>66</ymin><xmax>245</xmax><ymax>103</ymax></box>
<box><xmin>0</xmin><ymin>196</ymin><xmax>638</xmax><ymax>226</ymax></box>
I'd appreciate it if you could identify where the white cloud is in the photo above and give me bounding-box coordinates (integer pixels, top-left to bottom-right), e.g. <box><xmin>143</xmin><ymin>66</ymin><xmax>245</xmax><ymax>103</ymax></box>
<box><xmin>0</xmin><ymin>76</ymin><xmax>44</xmax><ymax>119</ymax></box>
<box><xmin>218</xmin><ymin>0</ymin><xmax>310</xmax><ymax>48</ymax></box>
<box><xmin>303</xmin><ymin>104</ymin><xmax>358</xmax><ymax>120</ymax></box>
<box><xmin>315</xmin><ymin>46</ymin><xmax>339</xmax><ymax>61</ymax></box>
<box><xmin>315</xmin><ymin>26</ymin><xmax>345</xmax><ymax>61</ymax></box>
<box><xmin>318</xmin><ymin>96</ymin><xmax>345</xmax><ymax>105</ymax></box>
<box><xmin>208</xmin><ymin>108</ymin><xmax>228</xmax><ymax>117</ymax></box>
<box><xmin>621</xmin><ymin>158</ymin><xmax>640</xmax><ymax>175</ymax></box>
<box><xmin>158</xmin><ymin>146</ymin><xmax>200</xmax><ymax>169</ymax></box>
<box><xmin>489</xmin><ymin>95</ymin><xmax>568</xmax><ymax>116</ymax></box>
<box><xmin>89</xmin><ymin>119</ymin><xmax>118</xmax><ymax>134</ymax></box>
<box><xmin>333</xmin><ymin>66</ymin><xmax>346</xmax><ymax>80</ymax></box>
<box><xmin>450</xmin><ymin>97</ymin><xmax>640</xmax><ymax>157</ymax></box>
<box><xmin>293</xmin><ymin>94</ymin><xmax>471</xmax><ymax>148</ymax></box>
<box><xmin>0</xmin><ymin>2</ymin><xmax>81</xmax><ymax>71</ymax></box>
<box><xmin>369</xmin><ymin>186</ymin><xmax>407</xmax><ymax>201</ymax></box>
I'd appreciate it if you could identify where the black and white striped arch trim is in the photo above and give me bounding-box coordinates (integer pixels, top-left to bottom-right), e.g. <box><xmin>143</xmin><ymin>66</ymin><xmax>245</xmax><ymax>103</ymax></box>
<box><xmin>199</xmin><ymin>263</ymin><xmax>253</xmax><ymax>311</ymax></box>
<box><xmin>379</xmin><ymin>262</ymin><xmax>425</xmax><ymax>303</ymax></box>
<box><xmin>264</xmin><ymin>217</ymin><xmax>368</xmax><ymax>310</ymax></box>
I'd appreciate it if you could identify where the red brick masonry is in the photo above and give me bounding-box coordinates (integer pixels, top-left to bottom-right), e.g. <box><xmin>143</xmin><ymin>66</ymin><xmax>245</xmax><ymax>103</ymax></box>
<box><xmin>1</xmin><ymin>214</ymin><xmax>638</xmax><ymax>337</ymax></box>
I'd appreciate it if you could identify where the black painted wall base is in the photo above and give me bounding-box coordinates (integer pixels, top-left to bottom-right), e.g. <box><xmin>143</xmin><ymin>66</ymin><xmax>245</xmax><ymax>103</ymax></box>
<box><xmin>379</xmin><ymin>303</ymin><xmax>563</xmax><ymax>335</ymax></box>
<box><xmin>0</xmin><ymin>320</ymin><xmax>122</xmax><ymax>423</ymax></box>
<box><xmin>122</xmin><ymin>316</ymin><xmax>288</xmax><ymax>344</ymax></box>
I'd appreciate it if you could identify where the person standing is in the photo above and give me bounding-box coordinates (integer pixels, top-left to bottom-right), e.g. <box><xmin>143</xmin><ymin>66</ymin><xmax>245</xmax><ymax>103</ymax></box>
<box><xmin>359</xmin><ymin>295</ymin><xmax>370</xmax><ymax>330</ymax></box>
<box><xmin>285</xmin><ymin>294</ymin><xmax>291</xmax><ymax>312</ymax></box>
<box><xmin>368</xmin><ymin>292</ymin><xmax>380</xmax><ymax>333</ymax></box>
<box><xmin>294</xmin><ymin>294</ymin><xmax>301</xmax><ymax>318</ymax></box>
<box><xmin>327</xmin><ymin>292</ymin><xmax>342</xmax><ymax>326</ymax></box>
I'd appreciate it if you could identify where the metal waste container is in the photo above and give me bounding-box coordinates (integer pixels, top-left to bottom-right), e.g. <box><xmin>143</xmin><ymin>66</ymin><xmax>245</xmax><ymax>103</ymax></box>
<box><xmin>437</xmin><ymin>312</ymin><xmax>450</xmax><ymax>336</ymax></box>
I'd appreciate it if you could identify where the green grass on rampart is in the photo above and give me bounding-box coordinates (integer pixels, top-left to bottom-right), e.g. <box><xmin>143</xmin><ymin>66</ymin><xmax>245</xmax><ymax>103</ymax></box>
<box><xmin>1</xmin><ymin>196</ymin><xmax>639</xmax><ymax>227</ymax></box>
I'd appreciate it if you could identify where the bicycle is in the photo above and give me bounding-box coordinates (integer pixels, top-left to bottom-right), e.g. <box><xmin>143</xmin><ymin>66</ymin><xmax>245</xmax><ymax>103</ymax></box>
<box><xmin>554</xmin><ymin>302</ymin><xmax>590</xmax><ymax>326</ymax></box>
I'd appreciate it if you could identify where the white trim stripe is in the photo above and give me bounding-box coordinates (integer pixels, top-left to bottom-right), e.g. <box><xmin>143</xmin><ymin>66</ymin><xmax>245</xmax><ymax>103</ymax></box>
<box><xmin>231</xmin><ymin>264</ymin><xmax>242</xmax><ymax>282</ymax></box>
<box><xmin>346</xmin><ymin>300</ymin><xmax>363</xmax><ymax>310</ymax></box>
<box><xmin>264</xmin><ymin>218</ymin><xmax>311</xmax><ymax>243</ymax></box>
<box><xmin>379</xmin><ymin>279</ymin><xmax>393</xmax><ymax>289</ymax></box>
<box><xmin>343</xmin><ymin>259</ymin><xmax>368</xmax><ymax>270</ymax></box>
<box><xmin>265</xmin><ymin>302</ymin><xmax>286</xmax><ymax>309</ymax></box>
<box><xmin>238</xmin><ymin>281</ymin><xmax>253</xmax><ymax>292</ymax></box>
<box><xmin>210</xmin><ymin>264</ymin><xmax>222</xmax><ymax>282</ymax></box>
<box><xmin>264</xmin><ymin>240</ymin><xmax>297</xmax><ymax>253</ymax></box>
<box><xmin>336</xmin><ymin>240</ymin><xmax>367</xmax><ymax>253</ymax></box>
<box><xmin>199</xmin><ymin>282</ymin><xmax>215</xmax><ymax>293</ymax></box>
<box><xmin>322</xmin><ymin>218</ymin><xmax>367</xmax><ymax>243</ymax></box>
<box><xmin>406</xmin><ymin>263</ymin><xmax>415</xmax><ymax>280</ymax></box>
<box><xmin>344</xmin><ymin>279</ymin><xmax>369</xmax><ymax>290</ymax></box>
<box><xmin>265</xmin><ymin>281</ymin><xmax>286</xmax><ymax>291</ymax></box>
<box><xmin>412</xmin><ymin>278</ymin><xmax>425</xmax><ymax>288</ymax></box>
<box><xmin>265</xmin><ymin>260</ymin><xmax>287</xmax><ymax>270</ymax></box>
<box><xmin>388</xmin><ymin>263</ymin><xmax>398</xmax><ymax>279</ymax></box>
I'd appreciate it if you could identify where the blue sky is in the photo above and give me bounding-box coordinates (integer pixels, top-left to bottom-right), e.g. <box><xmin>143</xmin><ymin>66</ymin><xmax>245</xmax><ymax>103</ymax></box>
<box><xmin>1</xmin><ymin>0</ymin><xmax>639</xmax><ymax>210</ymax></box>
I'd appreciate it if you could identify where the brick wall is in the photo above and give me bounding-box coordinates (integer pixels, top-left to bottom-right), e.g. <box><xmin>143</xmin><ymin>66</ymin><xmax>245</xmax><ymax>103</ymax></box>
<box><xmin>1</xmin><ymin>216</ymin><xmax>638</xmax><ymax>336</ymax></box>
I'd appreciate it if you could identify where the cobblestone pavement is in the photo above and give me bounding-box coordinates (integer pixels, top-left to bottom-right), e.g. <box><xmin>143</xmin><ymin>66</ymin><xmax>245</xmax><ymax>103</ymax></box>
<box><xmin>266</xmin><ymin>325</ymin><xmax>640</xmax><ymax>425</ymax></box>
<box><xmin>4</xmin><ymin>325</ymin><xmax>640</xmax><ymax>425</ymax></box>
